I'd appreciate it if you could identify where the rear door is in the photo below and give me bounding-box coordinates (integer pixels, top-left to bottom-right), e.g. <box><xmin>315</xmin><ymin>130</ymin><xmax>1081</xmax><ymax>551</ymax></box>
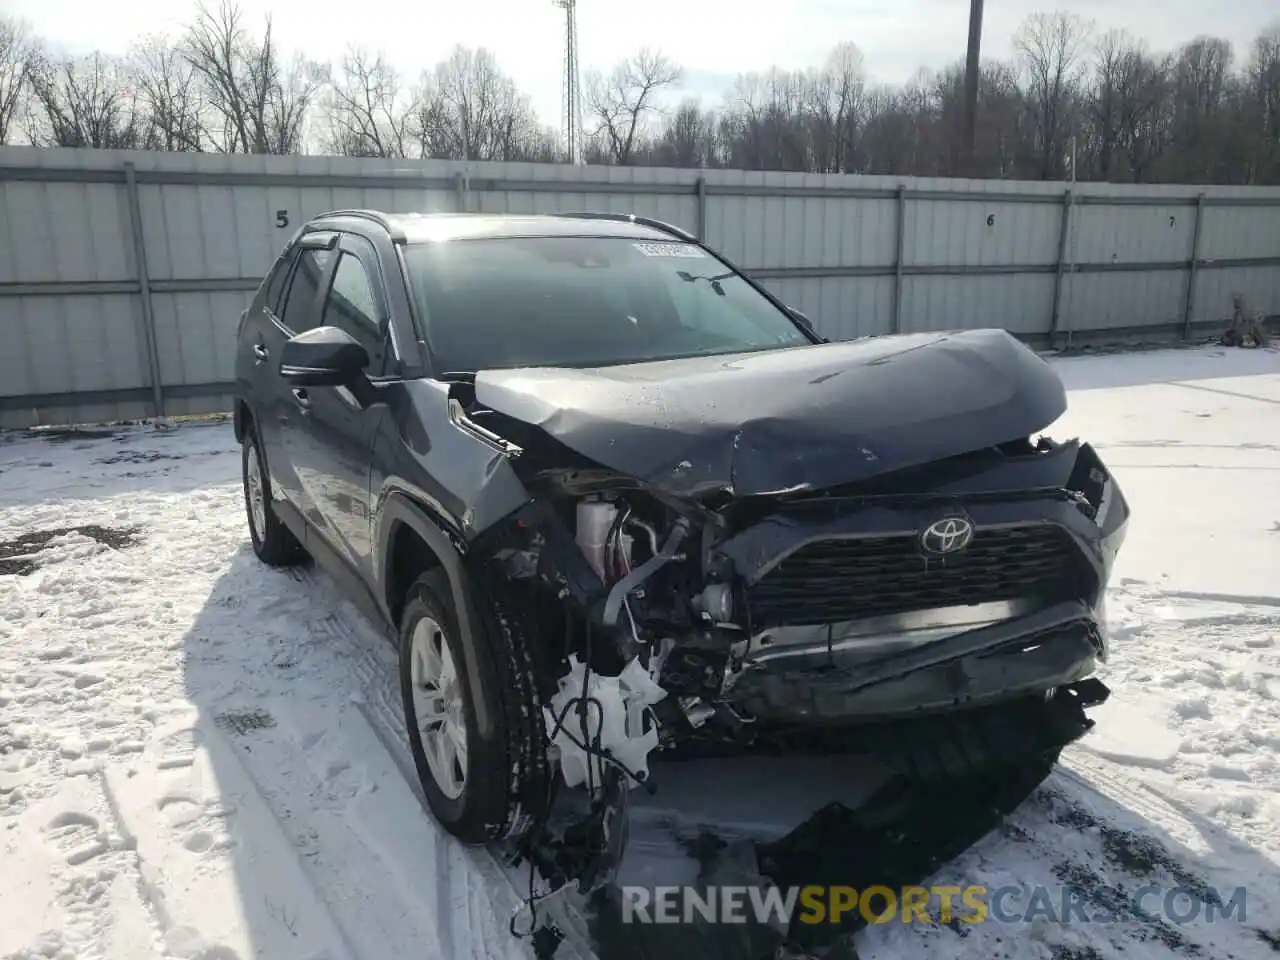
<box><xmin>236</xmin><ymin>245</ymin><xmax>295</xmax><ymax>472</ymax></box>
<box><xmin>262</xmin><ymin>233</ymin><xmax>339</xmax><ymax>515</ymax></box>
<box><xmin>237</xmin><ymin>244</ymin><xmax>289</xmax><ymax>373</ymax></box>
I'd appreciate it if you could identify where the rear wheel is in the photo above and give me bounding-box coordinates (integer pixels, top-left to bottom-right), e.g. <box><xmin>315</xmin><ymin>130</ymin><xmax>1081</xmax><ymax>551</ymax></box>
<box><xmin>241</xmin><ymin>428</ymin><xmax>305</xmax><ymax>567</ymax></box>
<box><xmin>399</xmin><ymin>568</ymin><xmax>550</xmax><ymax>844</ymax></box>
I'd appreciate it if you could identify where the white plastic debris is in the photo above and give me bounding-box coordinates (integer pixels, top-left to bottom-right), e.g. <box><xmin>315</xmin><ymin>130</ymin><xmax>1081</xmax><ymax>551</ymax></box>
<box><xmin>543</xmin><ymin>654</ymin><xmax>666</xmax><ymax>794</ymax></box>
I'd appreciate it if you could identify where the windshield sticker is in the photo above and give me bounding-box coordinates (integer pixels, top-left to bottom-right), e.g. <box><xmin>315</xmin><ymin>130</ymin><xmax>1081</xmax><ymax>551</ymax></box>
<box><xmin>632</xmin><ymin>242</ymin><xmax>706</xmax><ymax>259</ymax></box>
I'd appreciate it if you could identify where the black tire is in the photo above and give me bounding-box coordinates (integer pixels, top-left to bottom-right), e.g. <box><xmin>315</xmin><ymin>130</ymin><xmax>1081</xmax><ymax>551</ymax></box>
<box><xmin>399</xmin><ymin>567</ymin><xmax>550</xmax><ymax>844</ymax></box>
<box><xmin>241</xmin><ymin>427</ymin><xmax>306</xmax><ymax>567</ymax></box>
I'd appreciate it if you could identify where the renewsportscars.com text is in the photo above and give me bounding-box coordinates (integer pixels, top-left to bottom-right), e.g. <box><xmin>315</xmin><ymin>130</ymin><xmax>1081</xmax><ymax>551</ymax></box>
<box><xmin>620</xmin><ymin>883</ymin><xmax>1247</xmax><ymax>926</ymax></box>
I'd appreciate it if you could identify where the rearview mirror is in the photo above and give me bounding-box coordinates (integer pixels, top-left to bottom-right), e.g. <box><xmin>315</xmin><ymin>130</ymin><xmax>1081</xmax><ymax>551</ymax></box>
<box><xmin>279</xmin><ymin>326</ymin><xmax>369</xmax><ymax>387</ymax></box>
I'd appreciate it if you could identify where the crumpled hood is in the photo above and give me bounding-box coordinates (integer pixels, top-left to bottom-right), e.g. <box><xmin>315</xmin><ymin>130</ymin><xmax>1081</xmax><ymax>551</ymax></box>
<box><xmin>473</xmin><ymin>329</ymin><xmax>1067</xmax><ymax>498</ymax></box>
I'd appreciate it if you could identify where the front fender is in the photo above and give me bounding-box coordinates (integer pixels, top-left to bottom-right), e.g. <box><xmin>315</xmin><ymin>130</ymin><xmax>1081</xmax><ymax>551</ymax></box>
<box><xmin>374</xmin><ymin>491</ymin><xmax>499</xmax><ymax>741</ymax></box>
<box><xmin>368</xmin><ymin>379</ymin><xmax>540</xmax><ymax>743</ymax></box>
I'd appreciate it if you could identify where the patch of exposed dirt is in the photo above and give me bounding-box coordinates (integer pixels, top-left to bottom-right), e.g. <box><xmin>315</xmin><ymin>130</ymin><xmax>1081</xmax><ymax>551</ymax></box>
<box><xmin>0</xmin><ymin>524</ymin><xmax>143</xmax><ymax>576</ymax></box>
<box><xmin>1040</xmin><ymin>788</ymin><xmax>1219</xmax><ymax>903</ymax></box>
<box><xmin>214</xmin><ymin>709</ymin><xmax>277</xmax><ymax>736</ymax></box>
<box><xmin>93</xmin><ymin>450</ymin><xmax>187</xmax><ymax>466</ymax></box>
<box><xmin>25</xmin><ymin>426</ymin><xmax>120</xmax><ymax>443</ymax></box>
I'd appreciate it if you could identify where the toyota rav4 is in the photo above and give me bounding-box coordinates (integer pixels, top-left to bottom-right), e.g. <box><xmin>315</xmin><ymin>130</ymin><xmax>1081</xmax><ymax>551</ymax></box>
<box><xmin>234</xmin><ymin>209</ymin><xmax>1129</xmax><ymax>889</ymax></box>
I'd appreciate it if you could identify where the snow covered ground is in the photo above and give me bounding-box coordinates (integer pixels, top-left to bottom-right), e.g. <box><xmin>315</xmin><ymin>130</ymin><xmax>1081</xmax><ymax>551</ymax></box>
<box><xmin>1</xmin><ymin>343</ymin><xmax>1278</xmax><ymax>960</ymax></box>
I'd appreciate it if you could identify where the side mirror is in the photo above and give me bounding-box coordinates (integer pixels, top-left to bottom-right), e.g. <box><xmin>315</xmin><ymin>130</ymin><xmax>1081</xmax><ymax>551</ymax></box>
<box><xmin>279</xmin><ymin>326</ymin><xmax>369</xmax><ymax>387</ymax></box>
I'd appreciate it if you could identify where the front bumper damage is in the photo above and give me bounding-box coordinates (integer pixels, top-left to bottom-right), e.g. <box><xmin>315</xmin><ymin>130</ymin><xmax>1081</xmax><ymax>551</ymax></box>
<box><xmin>726</xmin><ymin>603</ymin><xmax>1104</xmax><ymax>723</ymax></box>
<box><xmin>709</xmin><ymin>440</ymin><xmax>1128</xmax><ymax>724</ymax></box>
<box><xmin>503</xmin><ymin>438</ymin><xmax>1129</xmax><ymax>944</ymax></box>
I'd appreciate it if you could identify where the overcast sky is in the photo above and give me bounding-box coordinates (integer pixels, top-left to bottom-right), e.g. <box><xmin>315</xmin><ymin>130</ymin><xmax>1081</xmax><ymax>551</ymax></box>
<box><xmin>8</xmin><ymin>0</ymin><xmax>1279</xmax><ymax>127</ymax></box>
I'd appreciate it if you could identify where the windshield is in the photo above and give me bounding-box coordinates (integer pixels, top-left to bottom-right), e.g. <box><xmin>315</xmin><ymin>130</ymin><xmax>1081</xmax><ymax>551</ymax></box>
<box><xmin>400</xmin><ymin>236</ymin><xmax>813</xmax><ymax>372</ymax></box>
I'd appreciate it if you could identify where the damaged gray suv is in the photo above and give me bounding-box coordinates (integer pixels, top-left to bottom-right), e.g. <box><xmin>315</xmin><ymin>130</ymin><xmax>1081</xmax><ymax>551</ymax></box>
<box><xmin>234</xmin><ymin>209</ymin><xmax>1129</xmax><ymax>890</ymax></box>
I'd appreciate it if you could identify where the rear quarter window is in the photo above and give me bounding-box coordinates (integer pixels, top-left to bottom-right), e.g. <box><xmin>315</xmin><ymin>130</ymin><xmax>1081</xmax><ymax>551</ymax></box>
<box><xmin>259</xmin><ymin>251</ymin><xmax>295</xmax><ymax>316</ymax></box>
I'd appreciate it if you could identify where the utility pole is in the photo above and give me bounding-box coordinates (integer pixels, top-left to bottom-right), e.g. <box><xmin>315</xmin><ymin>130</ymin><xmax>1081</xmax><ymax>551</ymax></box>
<box><xmin>553</xmin><ymin>0</ymin><xmax>584</xmax><ymax>165</ymax></box>
<box><xmin>961</xmin><ymin>0</ymin><xmax>984</xmax><ymax>177</ymax></box>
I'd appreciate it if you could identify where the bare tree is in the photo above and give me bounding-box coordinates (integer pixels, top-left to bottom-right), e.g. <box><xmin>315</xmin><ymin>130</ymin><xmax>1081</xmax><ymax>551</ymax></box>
<box><xmin>926</xmin><ymin>59</ymin><xmax>1029</xmax><ymax>178</ymax></box>
<box><xmin>1088</xmin><ymin>31</ymin><xmax>1135</xmax><ymax>179</ymax></box>
<box><xmin>1164</xmin><ymin>36</ymin><xmax>1235</xmax><ymax>181</ymax></box>
<box><xmin>324</xmin><ymin>47</ymin><xmax>411</xmax><ymax>157</ymax></box>
<box><xmin>720</xmin><ymin>67</ymin><xmax>813</xmax><ymax>171</ymax></box>
<box><xmin>859</xmin><ymin>84</ymin><xmax>915</xmax><ymax>174</ymax></box>
<box><xmin>585</xmin><ymin>48</ymin><xmax>681</xmax><ymax>164</ymax></box>
<box><xmin>182</xmin><ymin>1</ymin><xmax>325</xmax><ymax>154</ymax></box>
<box><xmin>26</xmin><ymin>50</ymin><xmax>148</xmax><ymax>148</ymax></box>
<box><xmin>806</xmin><ymin>42</ymin><xmax>866</xmax><ymax>173</ymax></box>
<box><xmin>131</xmin><ymin>35</ymin><xmax>204</xmax><ymax>151</ymax></box>
<box><xmin>410</xmin><ymin>46</ymin><xmax>552</xmax><ymax>161</ymax></box>
<box><xmin>0</xmin><ymin>15</ymin><xmax>35</xmax><ymax>144</ymax></box>
<box><xmin>5</xmin><ymin>15</ymin><xmax>1280</xmax><ymax>184</ymax></box>
<box><xmin>1014</xmin><ymin>11</ymin><xmax>1094</xmax><ymax>178</ymax></box>
<box><xmin>645</xmin><ymin>98</ymin><xmax>716</xmax><ymax>167</ymax></box>
<box><xmin>1241</xmin><ymin>23</ymin><xmax>1280</xmax><ymax>182</ymax></box>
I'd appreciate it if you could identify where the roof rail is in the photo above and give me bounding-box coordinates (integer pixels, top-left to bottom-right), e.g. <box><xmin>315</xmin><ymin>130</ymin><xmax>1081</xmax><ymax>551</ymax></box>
<box><xmin>313</xmin><ymin>209</ymin><xmax>394</xmax><ymax>231</ymax></box>
<box><xmin>551</xmin><ymin>211</ymin><xmax>697</xmax><ymax>243</ymax></box>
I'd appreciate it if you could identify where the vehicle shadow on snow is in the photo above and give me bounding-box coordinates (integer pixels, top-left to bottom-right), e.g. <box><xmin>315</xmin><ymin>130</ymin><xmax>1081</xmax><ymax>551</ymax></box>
<box><xmin>175</xmin><ymin>548</ymin><xmax>1280</xmax><ymax>960</ymax></box>
<box><xmin>173</xmin><ymin>548</ymin><xmax>497</xmax><ymax>960</ymax></box>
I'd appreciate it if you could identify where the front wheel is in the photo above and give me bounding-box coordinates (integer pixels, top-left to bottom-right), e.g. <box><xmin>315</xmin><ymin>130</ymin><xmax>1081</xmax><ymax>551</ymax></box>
<box><xmin>399</xmin><ymin>568</ymin><xmax>550</xmax><ymax>844</ymax></box>
<box><xmin>241</xmin><ymin>428</ymin><xmax>305</xmax><ymax>567</ymax></box>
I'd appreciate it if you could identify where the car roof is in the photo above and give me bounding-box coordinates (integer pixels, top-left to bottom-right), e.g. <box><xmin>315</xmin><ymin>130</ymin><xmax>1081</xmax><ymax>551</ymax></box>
<box><xmin>311</xmin><ymin>210</ymin><xmax>692</xmax><ymax>244</ymax></box>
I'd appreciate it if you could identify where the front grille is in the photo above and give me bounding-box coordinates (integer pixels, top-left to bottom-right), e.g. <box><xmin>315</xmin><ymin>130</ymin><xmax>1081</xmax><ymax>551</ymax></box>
<box><xmin>746</xmin><ymin>525</ymin><xmax>1089</xmax><ymax>626</ymax></box>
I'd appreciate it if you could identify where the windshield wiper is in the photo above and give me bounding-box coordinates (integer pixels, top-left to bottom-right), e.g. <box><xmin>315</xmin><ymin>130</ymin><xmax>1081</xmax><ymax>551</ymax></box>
<box><xmin>676</xmin><ymin>270</ymin><xmax>733</xmax><ymax>296</ymax></box>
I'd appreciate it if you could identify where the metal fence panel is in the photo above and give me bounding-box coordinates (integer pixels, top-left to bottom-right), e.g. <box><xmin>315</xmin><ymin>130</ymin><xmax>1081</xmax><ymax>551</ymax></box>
<box><xmin>761</xmin><ymin>276</ymin><xmax>895</xmax><ymax>339</ymax></box>
<box><xmin>904</xmin><ymin>198</ymin><xmax>1060</xmax><ymax>268</ymax></box>
<box><xmin>1072</xmin><ymin>203</ymin><xmax>1196</xmax><ymax>265</ymax></box>
<box><xmin>1199</xmin><ymin>206</ymin><xmax>1280</xmax><ymax>262</ymax></box>
<box><xmin>1060</xmin><ymin>271</ymin><xmax>1187</xmax><ymax>333</ymax></box>
<box><xmin>2</xmin><ymin>145</ymin><xmax>1279</xmax><ymax>429</ymax></box>
<box><xmin>902</xmin><ymin>275</ymin><xmax>1056</xmax><ymax>336</ymax></box>
<box><xmin>151</xmin><ymin>291</ymin><xmax>244</xmax><ymax>388</ymax></box>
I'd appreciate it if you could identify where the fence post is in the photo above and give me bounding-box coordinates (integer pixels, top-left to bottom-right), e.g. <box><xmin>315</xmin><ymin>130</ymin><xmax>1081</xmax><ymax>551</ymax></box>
<box><xmin>892</xmin><ymin>184</ymin><xmax>906</xmax><ymax>334</ymax></box>
<box><xmin>122</xmin><ymin>161</ymin><xmax>165</xmax><ymax>418</ymax></box>
<box><xmin>1049</xmin><ymin>188</ymin><xmax>1073</xmax><ymax>349</ymax></box>
<box><xmin>1181</xmin><ymin>193</ymin><xmax>1206</xmax><ymax>340</ymax></box>
<box><xmin>695</xmin><ymin>175</ymin><xmax>707</xmax><ymax>240</ymax></box>
<box><xmin>454</xmin><ymin>171</ymin><xmax>468</xmax><ymax>213</ymax></box>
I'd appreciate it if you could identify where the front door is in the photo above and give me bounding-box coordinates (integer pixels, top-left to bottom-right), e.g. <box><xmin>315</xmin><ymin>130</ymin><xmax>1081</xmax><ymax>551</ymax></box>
<box><xmin>280</xmin><ymin>233</ymin><xmax>390</xmax><ymax>581</ymax></box>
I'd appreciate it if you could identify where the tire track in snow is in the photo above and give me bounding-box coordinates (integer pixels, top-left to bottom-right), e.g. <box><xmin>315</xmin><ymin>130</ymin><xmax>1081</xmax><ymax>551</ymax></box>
<box><xmin>1056</xmin><ymin>754</ymin><xmax>1280</xmax><ymax>954</ymax></box>
<box><xmin>100</xmin><ymin>708</ymin><xmax>359</xmax><ymax>960</ymax></box>
<box><xmin>287</xmin><ymin>569</ymin><xmax>552</xmax><ymax>960</ymax></box>
<box><xmin>216</xmin><ymin>696</ymin><xmax>459</xmax><ymax>960</ymax></box>
<box><xmin>5</xmin><ymin>774</ymin><xmax>160</xmax><ymax>960</ymax></box>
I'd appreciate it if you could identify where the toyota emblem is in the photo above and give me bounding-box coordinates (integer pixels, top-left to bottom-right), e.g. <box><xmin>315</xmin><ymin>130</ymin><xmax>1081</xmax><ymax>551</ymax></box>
<box><xmin>921</xmin><ymin>516</ymin><xmax>974</xmax><ymax>555</ymax></box>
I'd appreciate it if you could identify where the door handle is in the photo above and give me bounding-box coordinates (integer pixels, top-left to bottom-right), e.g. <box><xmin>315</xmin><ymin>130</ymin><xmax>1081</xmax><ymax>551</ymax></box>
<box><xmin>253</xmin><ymin>344</ymin><xmax>269</xmax><ymax>365</ymax></box>
<box><xmin>291</xmin><ymin>387</ymin><xmax>310</xmax><ymax>410</ymax></box>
